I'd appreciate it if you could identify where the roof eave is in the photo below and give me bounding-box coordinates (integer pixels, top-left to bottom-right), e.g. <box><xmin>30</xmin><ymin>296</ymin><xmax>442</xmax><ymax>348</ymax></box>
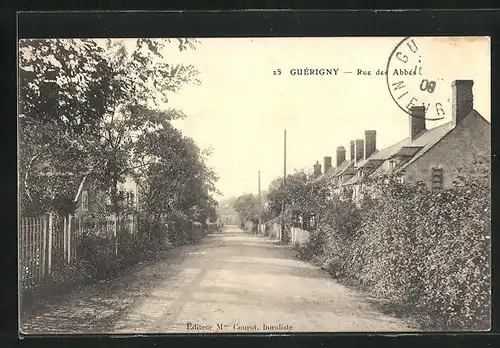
<box><xmin>74</xmin><ymin>175</ymin><xmax>88</xmax><ymax>203</ymax></box>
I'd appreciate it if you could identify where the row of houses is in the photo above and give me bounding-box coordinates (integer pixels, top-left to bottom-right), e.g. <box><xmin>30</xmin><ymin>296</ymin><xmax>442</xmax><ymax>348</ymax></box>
<box><xmin>311</xmin><ymin>79</ymin><xmax>490</xmax><ymax>200</ymax></box>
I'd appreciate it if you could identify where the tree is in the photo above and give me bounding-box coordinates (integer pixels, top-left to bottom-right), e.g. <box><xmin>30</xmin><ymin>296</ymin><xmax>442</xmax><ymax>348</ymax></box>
<box><xmin>233</xmin><ymin>194</ymin><xmax>260</xmax><ymax>225</ymax></box>
<box><xmin>132</xmin><ymin>120</ymin><xmax>220</xmax><ymax>227</ymax></box>
<box><xmin>18</xmin><ymin>38</ymin><xmax>200</xmax><ymax>216</ymax></box>
<box><xmin>19</xmin><ymin>39</ymin><xmax>112</xmax><ymax>215</ymax></box>
<box><xmin>265</xmin><ymin>171</ymin><xmax>329</xmax><ymax>224</ymax></box>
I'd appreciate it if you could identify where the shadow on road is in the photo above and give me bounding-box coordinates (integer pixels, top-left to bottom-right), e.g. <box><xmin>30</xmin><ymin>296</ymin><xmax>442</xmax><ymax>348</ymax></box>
<box><xmin>21</xmin><ymin>225</ymin><xmax>414</xmax><ymax>334</ymax></box>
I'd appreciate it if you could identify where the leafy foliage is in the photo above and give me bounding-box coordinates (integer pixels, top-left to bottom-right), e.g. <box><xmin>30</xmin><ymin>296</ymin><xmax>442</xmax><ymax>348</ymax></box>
<box><xmin>18</xmin><ymin>38</ymin><xmax>206</xmax><ymax>217</ymax></box>
<box><xmin>264</xmin><ymin>171</ymin><xmax>329</xmax><ymax>231</ymax></box>
<box><xmin>296</xmin><ymin>175</ymin><xmax>490</xmax><ymax>330</ymax></box>
<box><xmin>252</xmin><ymin>156</ymin><xmax>490</xmax><ymax>330</ymax></box>
<box><xmin>19</xmin><ymin>38</ymin><xmax>221</xmax><ymax>298</ymax></box>
<box><xmin>233</xmin><ymin>194</ymin><xmax>261</xmax><ymax>226</ymax></box>
<box><xmin>132</xmin><ymin>122</ymin><xmax>219</xmax><ymax>225</ymax></box>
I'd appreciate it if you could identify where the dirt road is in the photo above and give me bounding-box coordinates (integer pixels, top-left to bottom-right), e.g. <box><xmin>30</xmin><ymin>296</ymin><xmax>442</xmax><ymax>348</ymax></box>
<box><xmin>21</xmin><ymin>225</ymin><xmax>414</xmax><ymax>334</ymax></box>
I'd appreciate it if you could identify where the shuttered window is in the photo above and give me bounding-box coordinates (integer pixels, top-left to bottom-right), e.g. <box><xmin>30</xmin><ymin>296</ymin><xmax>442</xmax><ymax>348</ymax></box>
<box><xmin>387</xmin><ymin>159</ymin><xmax>396</xmax><ymax>171</ymax></box>
<box><xmin>431</xmin><ymin>167</ymin><xmax>443</xmax><ymax>189</ymax></box>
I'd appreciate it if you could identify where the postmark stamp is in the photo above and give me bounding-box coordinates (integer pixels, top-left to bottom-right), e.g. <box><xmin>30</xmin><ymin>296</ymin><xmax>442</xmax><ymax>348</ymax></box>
<box><xmin>386</xmin><ymin>37</ymin><xmax>450</xmax><ymax>120</ymax></box>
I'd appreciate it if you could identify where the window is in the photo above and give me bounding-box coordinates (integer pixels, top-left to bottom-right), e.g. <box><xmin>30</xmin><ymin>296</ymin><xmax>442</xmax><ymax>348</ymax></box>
<box><xmin>388</xmin><ymin>159</ymin><xmax>396</xmax><ymax>170</ymax></box>
<box><xmin>130</xmin><ymin>192</ymin><xmax>135</xmax><ymax>207</ymax></box>
<box><xmin>310</xmin><ymin>215</ymin><xmax>317</xmax><ymax>229</ymax></box>
<box><xmin>82</xmin><ymin>190</ymin><xmax>89</xmax><ymax>211</ymax></box>
<box><xmin>431</xmin><ymin>167</ymin><xmax>444</xmax><ymax>189</ymax></box>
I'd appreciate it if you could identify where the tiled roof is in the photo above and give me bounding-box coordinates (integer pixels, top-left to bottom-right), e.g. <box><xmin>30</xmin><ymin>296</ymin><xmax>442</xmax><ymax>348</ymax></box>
<box><xmin>333</xmin><ymin>160</ymin><xmax>351</xmax><ymax>175</ymax></box>
<box><xmin>313</xmin><ymin>159</ymin><xmax>350</xmax><ymax>182</ymax></box>
<box><xmin>349</xmin><ymin>141</ymin><xmax>403</xmax><ymax>172</ymax></box>
<box><xmin>395</xmin><ymin>111</ymin><xmax>478</xmax><ymax>173</ymax></box>
<box><xmin>337</xmin><ymin>113</ymin><xmax>465</xmax><ymax>186</ymax></box>
<box><xmin>353</xmin><ymin>157</ymin><xmax>370</xmax><ymax>169</ymax></box>
<box><xmin>370</xmin><ymin>138</ymin><xmax>411</xmax><ymax>161</ymax></box>
<box><xmin>364</xmin><ymin>122</ymin><xmax>453</xmax><ymax>178</ymax></box>
<box><xmin>314</xmin><ymin>110</ymin><xmax>483</xmax><ymax>189</ymax></box>
<box><xmin>366</xmin><ymin>118</ymin><xmax>455</xmax><ymax>175</ymax></box>
<box><xmin>337</xmin><ymin>160</ymin><xmax>356</xmax><ymax>176</ymax></box>
<box><xmin>343</xmin><ymin>174</ymin><xmax>360</xmax><ymax>186</ymax></box>
<box><xmin>395</xmin><ymin>146</ymin><xmax>424</xmax><ymax>157</ymax></box>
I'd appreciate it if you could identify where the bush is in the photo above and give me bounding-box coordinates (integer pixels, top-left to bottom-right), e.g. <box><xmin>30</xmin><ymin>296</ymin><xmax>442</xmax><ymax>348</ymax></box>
<box><xmin>117</xmin><ymin>232</ymin><xmax>145</xmax><ymax>267</ymax></box>
<box><xmin>296</xmin><ymin>225</ymin><xmax>325</xmax><ymax>261</ymax></box>
<box><xmin>78</xmin><ymin>235</ymin><xmax>122</xmax><ymax>279</ymax></box>
<box><xmin>297</xmin><ymin>177</ymin><xmax>490</xmax><ymax>330</ymax></box>
<box><xmin>357</xmin><ymin>179</ymin><xmax>490</xmax><ymax>330</ymax></box>
<box><xmin>78</xmin><ymin>221</ymin><xmax>174</xmax><ymax>281</ymax></box>
<box><xmin>21</xmin><ymin>258</ymin><xmax>95</xmax><ymax>311</ymax></box>
<box><xmin>187</xmin><ymin>222</ymin><xmax>205</xmax><ymax>243</ymax></box>
<box><xmin>206</xmin><ymin>222</ymin><xmax>219</xmax><ymax>234</ymax></box>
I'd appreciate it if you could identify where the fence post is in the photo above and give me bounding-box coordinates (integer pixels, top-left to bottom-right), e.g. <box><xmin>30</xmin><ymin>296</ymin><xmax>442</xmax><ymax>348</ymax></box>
<box><xmin>47</xmin><ymin>213</ymin><xmax>53</xmax><ymax>275</ymax></box>
<box><xmin>27</xmin><ymin>217</ymin><xmax>32</xmax><ymax>288</ymax></box>
<box><xmin>63</xmin><ymin>215</ymin><xmax>67</xmax><ymax>263</ymax></box>
<box><xmin>166</xmin><ymin>223</ymin><xmax>169</xmax><ymax>244</ymax></box>
<box><xmin>19</xmin><ymin>217</ymin><xmax>24</xmax><ymax>288</ymax></box>
<box><xmin>130</xmin><ymin>213</ymin><xmax>133</xmax><ymax>235</ymax></box>
<box><xmin>41</xmin><ymin>215</ymin><xmax>47</xmax><ymax>277</ymax></box>
<box><xmin>114</xmin><ymin>213</ymin><xmax>118</xmax><ymax>256</ymax></box>
<box><xmin>67</xmin><ymin>214</ymin><xmax>72</xmax><ymax>264</ymax></box>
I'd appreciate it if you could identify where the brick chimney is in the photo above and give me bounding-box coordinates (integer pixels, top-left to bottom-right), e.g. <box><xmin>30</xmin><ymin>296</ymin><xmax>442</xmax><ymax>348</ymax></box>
<box><xmin>350</xmin><ymin>140</ymin><xmax>355</xmax><ymax>161</ymax></box>
<box><xmin>336</xmin><ymin>146</ymin><xmax>346</xmax><ymax>166</ymax></box>
<box><xmin>410</xmin><ymin>106</ymin><xmax>426</xmax><ymax>141</ymax></box>
<box><xmin>355</xmin><ymin>139</ymin><xmax>364</xmax><ymax>164</ymax></box>
<box><xmin>364</xmin><ymin>130</ymin><xmax>376</xmax><ymax>159</ymax></box>
<box><xmin>324</xmin><ymin>156</ymin><xmax>332</xmax><ymax>174</ymax></box>
<box><xmin>452</xmin><ymin>80</ymin><xmax>474</xmax><ymax>127</ymax></box>
<box><xmin>313</xmin><ymin>161</ymin><xmax>322</xmax><ymax>177</ymax></box>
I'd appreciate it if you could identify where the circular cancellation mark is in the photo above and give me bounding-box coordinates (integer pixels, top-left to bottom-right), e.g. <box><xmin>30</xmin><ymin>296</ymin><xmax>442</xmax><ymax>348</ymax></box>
<box><xmin>386</xmin><ymin>37</ymin><xmax>451</xmax><ymax>121</ymax></box>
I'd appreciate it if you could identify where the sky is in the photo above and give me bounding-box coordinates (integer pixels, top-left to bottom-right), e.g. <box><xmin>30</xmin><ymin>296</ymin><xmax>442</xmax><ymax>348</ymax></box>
<box><xmin>145</xmin><ymin>37</ymin><xmax>490</xmax><ymax>200</ymax></box>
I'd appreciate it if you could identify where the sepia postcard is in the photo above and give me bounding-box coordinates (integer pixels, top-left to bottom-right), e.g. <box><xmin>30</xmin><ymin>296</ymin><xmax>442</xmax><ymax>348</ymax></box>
<box><xmin>18</xmin><ymin>36</ymin><xmax>491</xmax><ymax>334</ymax></box>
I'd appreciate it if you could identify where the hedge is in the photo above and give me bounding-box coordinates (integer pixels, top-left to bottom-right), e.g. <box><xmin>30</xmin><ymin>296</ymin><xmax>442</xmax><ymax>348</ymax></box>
<box><xmin>299</xmin><ymin>177</ymin><xmax>490</xmax><ymax>331</ymax></box>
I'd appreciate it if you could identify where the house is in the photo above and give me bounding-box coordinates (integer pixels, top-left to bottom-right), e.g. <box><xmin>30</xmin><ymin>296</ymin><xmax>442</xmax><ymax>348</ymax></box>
<box><xmin>74</xmin><ymin>172</ymin><xmax>141</xmax><ymax>217</ymax></box>
<box><xmin>118</xmin><ymin>174</ymin><xmax>141</xmax><ymax>209</ymax></box>
<box><xmin>313</xmin><ymin>145</ymin><xmax>350</xmax><ymax>195</ymax></box>
<box><xmin>317</xmin><ymin>79</ymin><xmax>490</xmax><ymax>201</ymax></box>
<box><xmin>314</xmin><ymin>131</ymin><xmax>378</xmax><ymax>199</ymax></box>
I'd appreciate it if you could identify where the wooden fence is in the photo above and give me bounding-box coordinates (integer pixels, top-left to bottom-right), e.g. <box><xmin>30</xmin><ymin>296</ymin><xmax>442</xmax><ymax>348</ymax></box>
<box><xmin>267</xmin><ymin>222</ymin><xmax>282</xmax><ymax>240</ymax></box>
<box><xmin>19</xmin><ymin>216</ymin><xmax>46</xmax><ymax>290</ymax></box>
<box><xmin>19</xmin><ymin>212</ymin><xmax>205</xmax><ymax>291</ymax></box>
<box><xmin>19</xmin><ymin>212</ymin><xmax>139</xmax><ymax>291</ymax></box>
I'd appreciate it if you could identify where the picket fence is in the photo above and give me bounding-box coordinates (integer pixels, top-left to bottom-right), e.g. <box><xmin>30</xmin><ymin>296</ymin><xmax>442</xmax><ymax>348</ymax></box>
<box><xmin>19</xmin><ymin>212</ymin><xmax>138</xmax><ymax>291</ymax></box>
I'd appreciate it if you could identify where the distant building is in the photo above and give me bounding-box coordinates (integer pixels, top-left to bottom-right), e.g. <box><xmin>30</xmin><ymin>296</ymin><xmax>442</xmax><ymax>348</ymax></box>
<box><xmin>315</xmin><ymin>79</ymin><xmax>490</xmax><ymax>201</ymax></box>
<box><xmin>74</xmin><ymin>172</ymin><xmax>141</xmax><ymax>217</ymax></box>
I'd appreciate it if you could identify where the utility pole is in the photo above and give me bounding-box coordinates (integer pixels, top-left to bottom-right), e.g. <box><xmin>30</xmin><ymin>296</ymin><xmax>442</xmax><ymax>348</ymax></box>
<box><xmin>281</xmin><ymin>129</ymin><xmax>287</xmax><ymax>242</ymax></box>
<box><xmin>258</xmin><ymin>170</ymin><xmax>262</xmax><ymax>234</ymax></box>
